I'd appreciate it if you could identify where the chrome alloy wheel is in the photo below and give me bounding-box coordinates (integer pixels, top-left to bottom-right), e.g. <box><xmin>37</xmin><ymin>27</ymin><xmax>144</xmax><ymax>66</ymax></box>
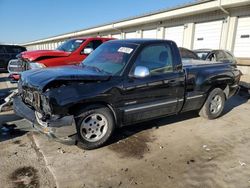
<box><xmin>209</xmin><ymin>95</ymin><xmax>222</xmax><ymax>114</ymax></box>
<box><xmin>80</xmin><ymin>113</ymin><xmax>108</xmax><ymax>142</ymax></box>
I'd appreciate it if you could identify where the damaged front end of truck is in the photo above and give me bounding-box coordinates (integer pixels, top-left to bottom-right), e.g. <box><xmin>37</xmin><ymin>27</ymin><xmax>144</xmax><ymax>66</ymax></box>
<box><xmin>14</xmin><ymin>82</ymin><xmax>77</xmax><ymax>144</ymax></box>
<box><xmin>13</xmin><ymin>66</ymin><xmax>111</xmax><ymax>144</ymax></box>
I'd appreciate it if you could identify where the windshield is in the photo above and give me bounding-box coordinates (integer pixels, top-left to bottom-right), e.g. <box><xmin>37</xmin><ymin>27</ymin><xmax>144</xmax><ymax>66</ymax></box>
<box><xmin>81</xmin><ymin>42</ymin><xmax>138</xmax><ymax>76</ymax></box>
<box><xmin>179</xmin><ymin>48</ymin><xmax>199</xmax><ymax>60</ymax></box>
<box><xmin>57</xmin><ymin>39</ymin><xmax>85</xmax><ymax>52</ymax></box>
<box><xmin>195</xmin><ymin>52</ymin><xmax>210</xmax><ymax>60</ymax></box>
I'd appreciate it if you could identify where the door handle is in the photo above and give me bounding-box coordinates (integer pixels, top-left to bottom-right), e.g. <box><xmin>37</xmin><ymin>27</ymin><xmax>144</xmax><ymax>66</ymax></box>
<box><xmin>164</xmin><ymin>80</ymin><xmax>176</xmax><ymax>84</ymax></box>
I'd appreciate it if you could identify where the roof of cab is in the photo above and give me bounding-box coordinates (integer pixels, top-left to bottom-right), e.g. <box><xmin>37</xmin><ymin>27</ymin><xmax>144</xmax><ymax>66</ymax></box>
<box><xmin>69</xmin><ymin>37</ymin><xmax>114</xmax><ymax>40</ymax></box>
<box><xmin>107</xmin><ymin>39</ymin><xmax>174</xmax><ymax>45</ymax></box>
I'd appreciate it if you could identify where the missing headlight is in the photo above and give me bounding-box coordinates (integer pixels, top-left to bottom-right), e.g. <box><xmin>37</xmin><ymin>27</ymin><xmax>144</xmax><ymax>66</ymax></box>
<box><xmin>41</xmin><ymin>95</ymin><xmax>51</xmax><ymax>114</ymax></box>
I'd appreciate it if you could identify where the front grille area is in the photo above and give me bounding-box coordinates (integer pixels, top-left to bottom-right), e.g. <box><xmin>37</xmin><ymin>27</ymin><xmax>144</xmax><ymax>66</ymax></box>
<box><xmin>22</xmin><ymin>89</ymin><xmax>41</xmax><ymax>110</ymax></box>
<box><xmin>8</xmin><ymin>59</ymin><xmax>28</xmax><ymax>73</ymax></box>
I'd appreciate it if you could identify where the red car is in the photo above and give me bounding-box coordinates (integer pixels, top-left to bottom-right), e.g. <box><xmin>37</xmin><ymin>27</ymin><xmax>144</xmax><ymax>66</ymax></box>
<box><xmin>8</xmin><ymin>37</ymin><xmax>114</xmax><ymax>81</ymax></box>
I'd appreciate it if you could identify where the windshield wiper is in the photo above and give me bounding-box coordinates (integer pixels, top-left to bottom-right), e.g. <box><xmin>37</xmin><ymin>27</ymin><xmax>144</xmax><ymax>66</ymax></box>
<box><xmin>84</xmin><ymin>65</ymin><xmax>111</xmax><ymax>75</ymax></box>
<box><xmin>57</xmin><ymin>47</ymin><xmax>66</xmax><ymax>52</ymax></box>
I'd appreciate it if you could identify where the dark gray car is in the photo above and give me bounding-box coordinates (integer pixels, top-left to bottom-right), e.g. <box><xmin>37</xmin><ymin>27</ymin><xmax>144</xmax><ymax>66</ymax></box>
<box><xmin>0</xmin><ymin>45</ymin><xmax>26</xmax><ymax>72</ymax></box>
<box><xmin>194</xmin><ymin>49</ymin><xmax>237</xmax><ymax>65</ymax></box>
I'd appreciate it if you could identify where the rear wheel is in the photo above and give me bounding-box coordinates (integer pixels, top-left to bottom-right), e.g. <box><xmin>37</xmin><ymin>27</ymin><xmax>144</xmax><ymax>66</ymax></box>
<box><xmin>199</xmin><ymin>88</ymin><xmax>225</xmax><ymax>119</ymax></box>
<box><xmin>75</xmin><ymin>107</ymin><xmax>115</xmax><ymax>150</ymax></box>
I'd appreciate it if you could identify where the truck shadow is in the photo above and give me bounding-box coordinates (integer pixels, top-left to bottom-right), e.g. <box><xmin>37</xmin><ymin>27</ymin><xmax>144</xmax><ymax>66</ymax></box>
<box><xmin>0</xmin><ymin>75</ymin><xmax>8</xmax><ymax>82</ymax></box>
<box><xmin>0</xmin><ymin>113</ymin><xmax>25</xmax><ymax>142</ymax></box>
<box><xmin>107</xmin><ymin>111</ymin><xmax>198</xmax><ymax>158</ymax></box>
<box><xmin>222</xmin><ymin>89</ymin><xmax>249</xmax><ymax>115</ymax></box>
<box><xmin>0</xmin><ymin>123</ymin><xmax>28</xmax><ymax>142</ymax></box>
<box><xmin>0</xmin><ymin>88</ymin><xmax>16</xmax><ymax>103</ymax></box>
<box><xmin>111</xmin><ymin>111</ymin><xmax>198</xmax><ymax>143</ymax></box>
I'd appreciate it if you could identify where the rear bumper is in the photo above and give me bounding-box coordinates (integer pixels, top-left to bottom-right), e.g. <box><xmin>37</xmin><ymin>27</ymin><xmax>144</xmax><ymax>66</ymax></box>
<box><xmin>13</xmin><ymin>96</ymin><xmax>77</xmax><ymax>145</ymax></box>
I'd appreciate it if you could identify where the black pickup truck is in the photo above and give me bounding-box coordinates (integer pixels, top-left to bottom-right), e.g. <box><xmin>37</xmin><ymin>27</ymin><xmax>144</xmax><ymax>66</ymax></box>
<box><xmin>14</xmin><ymin>39</ymin><xmax>241</xmax><ymax>149</ymax></box>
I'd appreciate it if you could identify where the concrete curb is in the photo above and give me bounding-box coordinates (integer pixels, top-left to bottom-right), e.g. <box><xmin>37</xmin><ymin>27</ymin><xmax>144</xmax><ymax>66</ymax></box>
<box><xmin>29</xmin><ymin>133</ymin><xmax>59</xmax><ymax>188</ymax></box>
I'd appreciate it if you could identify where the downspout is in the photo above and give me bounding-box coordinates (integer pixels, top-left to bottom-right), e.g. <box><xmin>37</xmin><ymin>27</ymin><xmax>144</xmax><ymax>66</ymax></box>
<box><xmin>218</xmin><ymin>0</ymin><xmax>229</xmax><ymax>15</ymax></box>
<box><xmin>218</xmin><ymin>0</ymin><xmax>230</xmax><ymax>50</ymax></box>
<box><xmin>112</xmin><ymin>24</ymin><xmax>123</xmax><ymax>35</ymax></box>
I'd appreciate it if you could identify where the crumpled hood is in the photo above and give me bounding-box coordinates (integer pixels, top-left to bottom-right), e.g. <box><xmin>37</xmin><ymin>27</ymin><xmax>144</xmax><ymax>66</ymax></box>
<box><xmin>20</xmin><ymin>65</ymin><xmax>110</xmax><ymax>91</ymax></box>
<box><xmin>20</xmin><ymin>50</ymin><xmax>71</xmax><ymax>61</ymax></box>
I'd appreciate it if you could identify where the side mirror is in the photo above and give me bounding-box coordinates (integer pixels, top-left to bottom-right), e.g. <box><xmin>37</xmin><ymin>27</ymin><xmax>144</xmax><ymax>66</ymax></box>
<box><xmin>82</xmin><ymin>47</ymin><xmax>94</xmax><ymax>55</ymax></box>
<box><xmin>133</xmin><ymin>66</ymin><xmax>150</xmax><ymax>78</ymax></box>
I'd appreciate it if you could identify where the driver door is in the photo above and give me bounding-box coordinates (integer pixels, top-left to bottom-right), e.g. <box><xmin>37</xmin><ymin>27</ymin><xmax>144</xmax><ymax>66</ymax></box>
<box><xmin>121</xmin><ymin>44</ymin><xmax>185</xmax><ymax>124</ymax></box>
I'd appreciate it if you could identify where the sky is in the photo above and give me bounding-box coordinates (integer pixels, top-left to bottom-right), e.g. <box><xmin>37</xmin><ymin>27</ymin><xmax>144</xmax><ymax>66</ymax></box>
<box><xmin>0</xmin><ymin>0</ymin><xmax>194</xmax><ymax>44</ymax></box>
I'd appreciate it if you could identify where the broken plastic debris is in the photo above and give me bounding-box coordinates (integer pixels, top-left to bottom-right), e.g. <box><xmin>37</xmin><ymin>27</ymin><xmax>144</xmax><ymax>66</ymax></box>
<box><xmin>202</xmin><ymin>145</ymin><xmax>210</xmax><ymax>151</ymax></box>
<box><xmin>239</xmin><ymin>161</ymin><xmax>246</xmax><ymax>166</ymax></box>
<box><xmin>207</xmin><ymin>157</ymin><xmax>213</xmax><ymax>161</ymax></box>
<box><xmin>57</xmin><ymin>147</ymin><xmax>66</xmax><ymax>154</ymax></box>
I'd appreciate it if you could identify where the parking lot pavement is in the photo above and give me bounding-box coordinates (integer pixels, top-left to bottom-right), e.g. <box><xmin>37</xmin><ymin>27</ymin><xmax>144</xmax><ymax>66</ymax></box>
<box><xmin>0</xmin><ymin>93</ymin><xmax>250</xmax><ymax>188</ymax></box>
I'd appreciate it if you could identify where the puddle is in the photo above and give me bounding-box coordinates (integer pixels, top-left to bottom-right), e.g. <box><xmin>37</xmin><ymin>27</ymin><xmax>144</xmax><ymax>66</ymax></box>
<box><xmin>109</xmin><ymin>131</ymin><xmax>154</xmax><ymax>159</ymax></box>
<box><xmin>10</xmin><ymin>166</ymin><xmax>39</xmax><ymax>188</ymax></box>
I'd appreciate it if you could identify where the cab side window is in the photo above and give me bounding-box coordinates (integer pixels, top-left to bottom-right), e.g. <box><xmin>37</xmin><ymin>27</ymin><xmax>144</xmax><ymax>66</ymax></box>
<box><xmin>215</xmin><ymin>51</ymin><xmax>226</xmax><ymax>62</ymax></box>
<box><xmin>85</xmin><ymin>40</ymin><xmax>103</xmax><ymax>50</ymax></box>
<box><xmin>224</xmin><ymin>52</ymin><xmax>235</xmax><ymax>62</ymax></box>
<box><xmin>207</xmin><ymin>53</ymin><xmax>216</xmax><ymax>61</ymax></box>
<box><xmin>133</xmin><ymin>44</ymin><xmax>173</xmax><ymax>75</ymax></box>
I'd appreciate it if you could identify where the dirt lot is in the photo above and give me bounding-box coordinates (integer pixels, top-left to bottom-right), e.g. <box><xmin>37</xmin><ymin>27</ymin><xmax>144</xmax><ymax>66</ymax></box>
<box><xmin>1</xmin><ymin>73</ymin><xmax>250</xmax><ymax>188</ymax></box>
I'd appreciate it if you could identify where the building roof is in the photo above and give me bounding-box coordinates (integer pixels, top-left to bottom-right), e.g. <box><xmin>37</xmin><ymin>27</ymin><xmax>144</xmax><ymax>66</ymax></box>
<box><xmin>109</xmin><ymin>38</ymin><xmax>175</xmax><ymax>45</ymax></box>
<box><xmin>22</xmin><ymin>0</ymin><xmax>214</xmax><ymax>45</ymax></box>
<box><xmin>22</xmin><ymin>0</ymin><xmax>250</xmax><ymax>45</ymax></box>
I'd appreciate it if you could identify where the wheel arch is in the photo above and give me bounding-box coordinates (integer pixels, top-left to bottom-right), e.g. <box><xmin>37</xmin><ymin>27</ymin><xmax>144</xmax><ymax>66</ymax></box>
<box><xmin>68</xmin><ymin>101</ymin><xmax>118</xmax><ymax>125</ymax></box>
<box><xmin>207</xmin><ymin>83</ymin><xmax>229</xmax><ymax>99</ymax></box>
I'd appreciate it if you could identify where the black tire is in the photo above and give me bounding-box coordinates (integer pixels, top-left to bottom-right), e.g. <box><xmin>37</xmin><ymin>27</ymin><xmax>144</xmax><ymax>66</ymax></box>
<box><xmin>199</xmin><ymin>88</ymin><xmax>225</xmax><ymax>119</ymax></box>
<box><xmin>75</xmin><ymin>106</ymin><xmax>115</xmax><ymax>150</ymax></box>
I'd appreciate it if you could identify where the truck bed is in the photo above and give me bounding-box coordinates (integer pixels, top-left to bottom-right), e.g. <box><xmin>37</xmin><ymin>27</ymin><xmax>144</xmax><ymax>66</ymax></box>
<box><xmin>182</xmin><ymin>59</ymin><xmax>224</xmax><ymax>67</ymax></box>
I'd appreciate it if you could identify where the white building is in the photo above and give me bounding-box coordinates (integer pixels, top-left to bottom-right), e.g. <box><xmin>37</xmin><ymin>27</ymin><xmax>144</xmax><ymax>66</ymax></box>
<box><xmin>22</xmin><ymin>0</ymin><xmax>250</xmax><ymax>72</ymax></box>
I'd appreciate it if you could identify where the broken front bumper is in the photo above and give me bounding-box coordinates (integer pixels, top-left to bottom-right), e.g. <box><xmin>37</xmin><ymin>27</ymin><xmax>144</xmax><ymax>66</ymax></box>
<box><xmin>13</xmin><ymin>96</ymin><xmax>77</xmax><ymax>145</ymax></box>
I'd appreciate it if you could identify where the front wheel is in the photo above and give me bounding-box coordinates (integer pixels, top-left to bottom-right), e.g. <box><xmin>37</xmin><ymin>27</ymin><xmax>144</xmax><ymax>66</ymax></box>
<box><xmin>199</xmin><ymin>88</ymin><xmax>225</xmax><ymax>119</ymax></box>
<box><xmin>75</xmin><ymin>107</ymin><xmax>115</xmax><ymax>150</ymax></box>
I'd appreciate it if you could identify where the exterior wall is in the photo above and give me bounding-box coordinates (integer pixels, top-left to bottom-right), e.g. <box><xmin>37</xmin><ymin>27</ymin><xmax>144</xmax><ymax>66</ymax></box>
<box><xmin>26</xmin><ymin>40</ymin><xmax>65</xmax><ymax>50</ymax></box>
<box><xmin>22</xmin><ymin>1</ymin><xmax>250</xmax><ymax>70</ymax></box>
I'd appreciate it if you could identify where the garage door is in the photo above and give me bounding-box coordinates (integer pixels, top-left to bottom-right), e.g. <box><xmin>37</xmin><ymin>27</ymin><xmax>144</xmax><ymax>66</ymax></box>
<box><xmin>142</xmin><ymin>29</ymin><xmax>157</xmax><ymax>39</ymax></box>
<box><xmin>111</xmin><ymin>33</ymin><xmax>122</xmax><ymax>39</ymax></box>
<box><xmin>165</xmin><ymin>26</ymin><xmax>184</xmax><ymax>47</ymax></box>
<box><xmin>193</xmin><ymin>20</ymin><xmax>223</xmax><ymax>50</ymax></box>
<box><xmin>234</xmin><ymin>17</ymin><xmax>250</xmax><ymax>58</ymax></box>
<box><xmin>125</xmin><ymin>32</ymin><xmax>137</xmax><ymax>39</ymax></box>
